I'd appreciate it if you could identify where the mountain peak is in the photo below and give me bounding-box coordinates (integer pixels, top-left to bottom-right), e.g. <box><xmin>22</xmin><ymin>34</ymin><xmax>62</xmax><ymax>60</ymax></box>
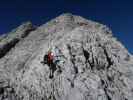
<box><xmin>41</xmin><ymin>13</ymin><xmax>112</xmax><ymax>37</ymax></box>
<box><xmin>0</xmin><ymin>14</ymin><xmax>132</xmax><ymax>100</ymax></box>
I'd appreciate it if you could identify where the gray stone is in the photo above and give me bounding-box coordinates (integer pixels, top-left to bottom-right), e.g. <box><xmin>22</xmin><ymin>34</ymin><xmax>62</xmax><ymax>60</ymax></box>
<box><xmin>0</xmin><ymin>13</ymin><xmax>133</xmax><ymax>100</ymax></box>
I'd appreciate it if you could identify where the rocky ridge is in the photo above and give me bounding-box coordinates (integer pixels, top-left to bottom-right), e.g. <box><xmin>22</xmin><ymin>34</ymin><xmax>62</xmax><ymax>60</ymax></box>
<box><xmin>0</xmin><ymin>13</ymin><xmax>133</xmax><ymax>100</ymax></box>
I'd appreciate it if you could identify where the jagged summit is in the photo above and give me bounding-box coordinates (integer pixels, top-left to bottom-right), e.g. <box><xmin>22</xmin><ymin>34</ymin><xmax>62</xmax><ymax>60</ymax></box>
<box><xmin>43</xmin><ymin>13</ymin><xmax>112</xmax><ymax>36</ymax></box>
<box><xmin>0</xmin><ymin>14</ymin><xmax>133</xmax><ymax>100</ymax></box>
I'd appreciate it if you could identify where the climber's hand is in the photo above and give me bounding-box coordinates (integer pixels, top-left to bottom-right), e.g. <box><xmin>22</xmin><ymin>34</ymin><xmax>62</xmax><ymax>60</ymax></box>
<box><xmin>41</xmin><ymin>61</ymin><xmax>46</xmax><ymax>65</ymax></box>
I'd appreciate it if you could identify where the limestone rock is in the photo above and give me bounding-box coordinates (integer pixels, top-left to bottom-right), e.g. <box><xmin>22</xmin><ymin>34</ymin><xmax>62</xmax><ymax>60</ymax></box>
<box><xmin>0</xmin><ymin>22</ymin><xmax>35</xmax><ymax>58</ymax></box>
<box><xmin>0</xmin><ymin>13</ymin><xmax>133</xmax><ymax>100</ymax></box>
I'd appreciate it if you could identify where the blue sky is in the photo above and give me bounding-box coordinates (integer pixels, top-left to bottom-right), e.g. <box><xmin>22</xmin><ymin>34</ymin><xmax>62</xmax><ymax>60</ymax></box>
<box><xmin>0</xmin><ymin>0</ymin><xmax>133</xmax><ymax>54</ymax></box>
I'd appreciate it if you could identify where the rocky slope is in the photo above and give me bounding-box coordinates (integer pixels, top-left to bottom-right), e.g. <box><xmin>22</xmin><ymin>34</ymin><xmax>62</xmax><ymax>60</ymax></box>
<box><xmin>0</xmin><ymin>13</ymin><xmax>133</xmax><ymax>100</ymax></box>
<box><xmin>0</xmin><ymin>22</ymin><xmax>35</xmax><ymax>58</ymax></box>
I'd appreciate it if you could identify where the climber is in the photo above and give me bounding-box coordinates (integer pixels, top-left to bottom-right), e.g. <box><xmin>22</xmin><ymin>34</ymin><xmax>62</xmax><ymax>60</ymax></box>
<box><xmin>41</xmin><ymin>47</ymin><xmax>64</xmax><ymax>79</ymax></box>
<box><xmin>41</xmin><ymin>49</ymin><xmax>54</xmax><ymax>65</ymax></box>
<box><xmin>41</xmin><ymin>49</ymin><xmax>56</xmax><ymax>79</ymax></box>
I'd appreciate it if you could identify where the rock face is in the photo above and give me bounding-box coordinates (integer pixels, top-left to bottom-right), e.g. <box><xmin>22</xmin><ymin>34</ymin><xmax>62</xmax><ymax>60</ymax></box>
<box><xmin>0</xmin><ymin>22</ymin><xmax>35</xmax><ymax>58</ymax></box>
<box><xmin>0</xmin><ymin>13</ymin><xmax>133</xmax><ymax>100</ymax></box>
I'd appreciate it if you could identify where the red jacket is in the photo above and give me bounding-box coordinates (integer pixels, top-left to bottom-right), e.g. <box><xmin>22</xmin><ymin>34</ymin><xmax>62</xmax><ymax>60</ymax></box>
<box><xmin>48</xmin><ymin>52</ymin><xmax>54</xmax><ymax>63</ymax></box>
